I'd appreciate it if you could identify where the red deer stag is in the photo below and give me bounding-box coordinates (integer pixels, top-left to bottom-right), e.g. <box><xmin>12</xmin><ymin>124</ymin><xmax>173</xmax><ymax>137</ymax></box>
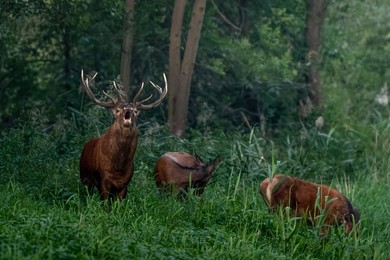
<box><xmin>79</xmin><ymin>70</ymin><xmax>167</xmax><ymax>200</ymax></box>
<box><xmin>259</xmin><ymin>174</ymin><xmax>360</xmax><ymax>234</ymax></box>
<box><xmin>154</xmin><ymin>152</ymin><xmax>221</xmax><ymax>195</ymax></box>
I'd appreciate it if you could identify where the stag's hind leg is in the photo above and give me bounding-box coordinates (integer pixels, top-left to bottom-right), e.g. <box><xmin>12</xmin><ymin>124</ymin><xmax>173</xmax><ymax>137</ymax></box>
<box><xmin>80</xmin><ymin>171</ymin><xmax>95</xmax><ymax>195</ymax></box>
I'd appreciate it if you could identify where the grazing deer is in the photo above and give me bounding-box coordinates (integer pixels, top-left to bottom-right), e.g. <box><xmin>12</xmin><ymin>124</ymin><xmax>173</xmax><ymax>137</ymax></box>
<box><xmin>79</xmin><ymin>70</ymin><xmax>167</xmax><ymax>200</ymax></box>
<box><xmin>259</xmin><ymin>174</ymin><xmax>360</xmax><ymax>234</ymax></box>
<box><xmin>154</xmin><ymin>152</ymin><xmax>221</xmax><ymax>195</ymax></box>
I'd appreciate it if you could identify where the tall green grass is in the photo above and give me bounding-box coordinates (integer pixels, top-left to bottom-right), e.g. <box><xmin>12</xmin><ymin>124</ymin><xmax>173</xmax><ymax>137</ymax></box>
<box><xmin>0</xmin><ymin>113</ymin><xmax>389</xmax><ymax>259</ymax></box>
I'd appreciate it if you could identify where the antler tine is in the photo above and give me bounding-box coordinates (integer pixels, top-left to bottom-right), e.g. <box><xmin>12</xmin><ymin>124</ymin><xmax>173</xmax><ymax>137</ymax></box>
<box><xmin>137</xmin><ymin>73</ymin><xmax>168</xmax><ymax>110</ymax></box>
<box><xmin>102</xmin><ymin>90</ymin><xmax>117</xmax><ymax>104</ymax></box>
<box><xmin>136</xmin><ymin>93</ymin><xmax>154</xmax><ymax>104</ymax></box>
<box><xmin>80</xmin><ymin>70</ymin><xmax>118</xmax><ymax>108</ymax></box>
<box><xmin>132</xmin><ymin>82</ymin><xmax>145</xmax><ymax>104</ymax></box>
<box><xmin>112</xmin><ymin>81</ymin><xmax>127</xmax><ymax>103</ymax></box>
<box><xmin>89</xmin><ymin>70</ymin><xmax>98</xmax><ymax>82</ymax></box>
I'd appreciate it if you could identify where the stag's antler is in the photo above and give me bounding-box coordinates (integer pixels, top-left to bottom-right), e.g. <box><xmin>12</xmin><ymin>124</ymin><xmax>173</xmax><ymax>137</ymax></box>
<box><xmin>134</xmin><ymin>73</ymin><xmax>168</xmax><ymax>110</ymax></box>
<box><xmin>81</xmin><ymin>70</ymin><xmax>127</xmax><ymax>108</ymax></box>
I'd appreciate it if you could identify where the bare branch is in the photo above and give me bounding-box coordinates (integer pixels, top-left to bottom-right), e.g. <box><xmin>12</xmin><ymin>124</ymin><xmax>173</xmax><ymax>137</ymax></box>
<box><xmin>210</xmin><ymin>0</ymin><xmax>242</xmax><ymax>32</ymax></box>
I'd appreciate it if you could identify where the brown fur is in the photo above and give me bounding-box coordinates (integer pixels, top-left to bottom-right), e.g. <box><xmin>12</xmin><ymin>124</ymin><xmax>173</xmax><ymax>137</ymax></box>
<box><xmin>80</xmin><ymin>105</ymin><xmax>139</xmax><ymax>200</ymax></box>
<box><xmin>259</xmin><ymin>174</ymin><xmax>360</xmax><ymax>234</ymax></box>
<box><xmin>153</xmin><ymin>152</ymin><xmax>221</xmax><ymax>195</ymax></box>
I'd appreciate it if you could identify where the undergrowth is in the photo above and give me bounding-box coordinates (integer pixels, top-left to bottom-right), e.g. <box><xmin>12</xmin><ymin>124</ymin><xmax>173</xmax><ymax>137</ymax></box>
<box><xmin>0</xmin><ymin>109</ymin><xmax>389</xmax><ymax>259</ymax></box>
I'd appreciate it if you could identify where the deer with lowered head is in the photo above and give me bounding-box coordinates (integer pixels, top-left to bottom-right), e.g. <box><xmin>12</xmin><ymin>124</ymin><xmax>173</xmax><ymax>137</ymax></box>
<box><xmin>154</xmin><ymin>152</ymin><xmax>221</xmax><ymax>195</ymax></box>
<box><xmin>79</xmin><ymin>70</ymin><xmax>167</xmax><ymax>200</ymax></box>
<box><xmin>259</xmin><ymin>174</ymin><xmax>360</xmax><ymax>234</ymax></box>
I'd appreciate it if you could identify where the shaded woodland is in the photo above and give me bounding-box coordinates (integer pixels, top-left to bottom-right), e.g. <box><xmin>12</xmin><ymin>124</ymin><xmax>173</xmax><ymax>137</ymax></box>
<box><xmin>2</xmin><ymin>1</ymin><xmax>389</xmax><ymax>137</ymax></box>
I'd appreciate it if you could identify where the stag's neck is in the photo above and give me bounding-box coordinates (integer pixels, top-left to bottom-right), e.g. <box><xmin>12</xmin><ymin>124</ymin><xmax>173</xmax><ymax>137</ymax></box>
<box><xmin>101</xmin><ymin>125</ymin><xmax>138</xmax><ymax>164</ymax></box>
<box><xmin>185</xmin><ymin>166</ymin><xmax>212</xmax><ymax>179</ymax></box>
<box><xmin>189</xmin><ymin>168</ymin><xmax>213</xmax><ymax>186</ymax></box>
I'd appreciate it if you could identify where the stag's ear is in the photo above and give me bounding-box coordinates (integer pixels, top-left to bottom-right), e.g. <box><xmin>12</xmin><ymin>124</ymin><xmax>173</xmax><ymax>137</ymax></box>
<box><xmin>213</xmin><ymin>156</ymin><xmax>222</xmax><ymax>166</ymax></box>
<box><xmin>111</xmin><ymin>107</ymin><xmax>119</xmax><ymax>116</ymax></box>
<box><xmin>206</xmin><ymin>155</ymin><xmax>221</xmax><ymax>174</ymax></box>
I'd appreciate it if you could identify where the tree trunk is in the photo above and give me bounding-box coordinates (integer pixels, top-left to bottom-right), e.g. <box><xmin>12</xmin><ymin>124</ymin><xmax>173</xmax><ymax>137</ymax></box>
<box><xmin>63</xmin><ymin>25</ymin><xmax>71</xmax><ymax>91</ymax></box>
<box><xmin>168</xmin><ymin>0</ymin><xmax>186</xmax><ymax>130</ymax></box>
<box><xmin>120</xmin><ymin>0</ymin><xmax>136</xmax><ymax>99</ymax></box>
<box><xmin>169</xmin><ymin>0</ymin><xmax>207</xmax><ymax>137</ymax></box>
<box><xmin>301</xmin><ymin>0</ymin><xmax>326</xmax><ymax>116</ymax></box>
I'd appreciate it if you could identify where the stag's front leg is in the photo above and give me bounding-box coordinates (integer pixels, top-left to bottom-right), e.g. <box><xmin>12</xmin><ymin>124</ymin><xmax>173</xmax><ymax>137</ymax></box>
<box><xmin>98</xmin><ymin>180</ymin><xmax>111</xmax><ymax>200</ymax></box>
<box><xmin>195</xmin><ymin>187</ymin><xmax>205</xmax><ymax>196</ymax></box>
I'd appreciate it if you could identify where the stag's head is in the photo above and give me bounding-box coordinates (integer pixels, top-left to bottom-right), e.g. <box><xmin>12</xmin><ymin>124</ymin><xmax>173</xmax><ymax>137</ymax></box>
<box><xmin>81</xmin><ymin>70</ymin><xmax>168</xmax><ymax>130</ymax></box>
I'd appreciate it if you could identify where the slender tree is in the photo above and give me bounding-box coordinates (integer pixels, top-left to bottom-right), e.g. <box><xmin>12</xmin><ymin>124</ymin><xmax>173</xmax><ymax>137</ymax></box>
<box><xmin>168</xmin><ymin>0</ymin><xmax>186</xmax><ymax>128</ymax></box>
<box><xmin>301</xmin><ymin>0</ymin><xmax>327</xmax><ymax>116</ymax></box>
<box><xmin>168</xmin><ymin>0</ymin><xmax>207</xmax><ymax>137</ymax></box>
<box><xmin>120</xmin><ymin>0</ymin><xmax>136</xmax><ymax>97</ymax></box>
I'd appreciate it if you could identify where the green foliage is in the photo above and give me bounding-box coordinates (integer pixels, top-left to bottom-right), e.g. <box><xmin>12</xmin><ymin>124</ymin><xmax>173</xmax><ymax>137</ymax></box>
<box><xmin>0</xmin><ymin>0</ymin><xmax>124</xmax><ymax>128</ymax></box>
<box><xmin>194</xmin><ymin>2</ymin><xmax>306</xmax><ymax>130</ymax></box>
<box><xmin>323</xmin><ymin>0</ymin><xmax>390</xmax><ymax>127</ymax></box>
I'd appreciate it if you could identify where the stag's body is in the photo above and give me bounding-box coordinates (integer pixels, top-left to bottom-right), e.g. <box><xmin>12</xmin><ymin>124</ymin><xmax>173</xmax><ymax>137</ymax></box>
<box><xmin>154</xmin><ymin>152</ymin><xmax>221</xmax><ymax>195</ymax></box>
<box><xmin>80</xmin><ymin>122</ymin><xmax>137</xmax><ymax>200</ymax></box>
<box><xmin>79</xmin><ymin>70</ymin><xmax>167</xmax><ymax>200</ymax></box>
<box><xmin>259</xmin><ymin>174</ymin><xmax>360</xmax><ymax>234</ymax></box>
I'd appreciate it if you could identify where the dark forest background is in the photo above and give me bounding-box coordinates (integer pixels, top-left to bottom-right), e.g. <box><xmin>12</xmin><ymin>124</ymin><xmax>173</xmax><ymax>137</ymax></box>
<box><xmin>4</xmin><ymin>0</ymin><xmax>388</xmax><ymax>136</ymax></box>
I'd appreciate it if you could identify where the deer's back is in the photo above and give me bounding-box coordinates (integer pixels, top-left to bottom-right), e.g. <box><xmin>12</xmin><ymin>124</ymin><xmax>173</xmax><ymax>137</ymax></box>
<box><xmin>154</xmin><ymin>152</ymin><xmax>204</xmax><ymax>187</ymax></box>
<box><xmin>162</xmin><ymin>152</ymin><xmax>200</xmax><ymax>168</ymax></box>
